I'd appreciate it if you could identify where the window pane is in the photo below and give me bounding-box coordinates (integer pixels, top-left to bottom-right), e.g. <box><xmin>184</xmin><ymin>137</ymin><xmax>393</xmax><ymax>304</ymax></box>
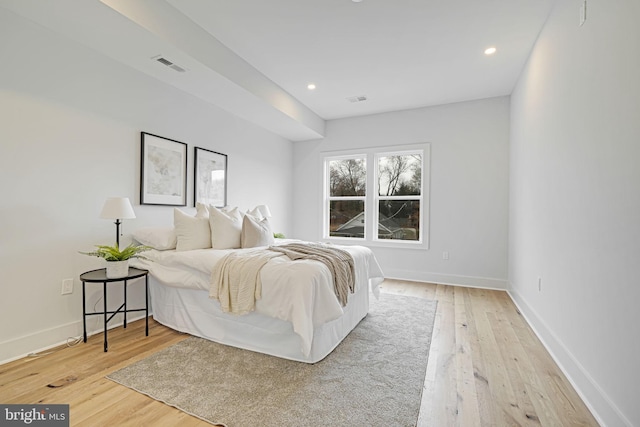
<box><xmin>330</xmin><ymin>200</ymin><xmax>365</xmax><ymax>238</ymax></box>
<box><xmin>329</xmin><ymin>158</ymin><xmax>366</xmax><ymax>196</ymax></box>
<box><xmin>378</xmin><ymin>154</ymin><xmax>421</xmax><ymax>196</ymax></box>
<box><xmin>378</xmin><ymin>200</ymin><xmax>420</xmax><ymax>240</ymax></box>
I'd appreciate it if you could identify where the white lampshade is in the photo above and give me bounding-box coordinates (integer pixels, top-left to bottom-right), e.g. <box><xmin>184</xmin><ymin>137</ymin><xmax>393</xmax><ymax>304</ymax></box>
<box><xmin>100</xmin><ymin>197</ymin><xmax>136</xmax><ymax>220</ymax></box>
<box><xmin>257</xmin><ymin>204</ymin><xmax>272</xmax><ymax>218</ymax></box>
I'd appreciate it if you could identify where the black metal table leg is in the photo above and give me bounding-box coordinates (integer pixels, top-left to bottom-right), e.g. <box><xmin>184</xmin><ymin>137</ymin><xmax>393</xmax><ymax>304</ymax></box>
<box><xmin>82</xmin><ymin>281</ymin><xmax>87</xmax><ymax>343</ymax></box>
<box><xmin>123</xmin><ymin>279</ymin><xmax>128</xmax><ymax>328</ymax></box>
<box><xmin>145</xmin><ymin>274</ymin><xmax>149</xmax><ymax>336</ymax></box>
<box><xmin>103</xmin><ymin>281</ymin><xmax>108</xmax><ymax>352</ymax></box>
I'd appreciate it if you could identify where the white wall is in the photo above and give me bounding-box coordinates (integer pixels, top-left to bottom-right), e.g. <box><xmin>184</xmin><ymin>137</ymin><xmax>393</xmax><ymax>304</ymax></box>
<box><xmin>509</xmin><ymin>0</ymin><xmax>640</xmax><ymax>425</ymax></box>
<box><xmin>292</xmin><ymin>97</ymin><xmax>510</xmax><ymax>288</ymax></box>
<box><xmin>0</xmin><ymin>9</ymin><xmax>293</xmax><ymax>363</ymax></box>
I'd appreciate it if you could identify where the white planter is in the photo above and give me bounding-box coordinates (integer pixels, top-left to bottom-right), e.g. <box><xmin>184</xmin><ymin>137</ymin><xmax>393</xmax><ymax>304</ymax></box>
<box><xmin>106</xmin><ymin>260</ymin><xmax>129</xmax><ymax>279</ymax></box>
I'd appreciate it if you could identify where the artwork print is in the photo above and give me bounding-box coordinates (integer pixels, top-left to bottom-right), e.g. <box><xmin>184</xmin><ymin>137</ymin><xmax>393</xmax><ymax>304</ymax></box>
<box><xmin>194</xmin><ymin>147</ymin><xmax>227</xmax><ymax>208</ymax></box>
<box><xmin>140</xmin><ymin>133</ymin><xmax>187</xmax><ymax>206</ymax></box>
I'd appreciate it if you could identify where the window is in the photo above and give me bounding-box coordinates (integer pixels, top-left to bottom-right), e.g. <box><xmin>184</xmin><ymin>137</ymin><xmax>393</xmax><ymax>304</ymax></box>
<box><xmin>323</xmin><ymin>144</ymin><xmax>429</xmax><ymax>248</ymax></box>
<box><xmin>327</xmin><ymin>156</ymin><xmax>367</xmax><ymax>239</ymax></box>
<box><xmin>376</xmin><ymin>152</ymin><xmax>422</xmax><ymax>241</ymax></box>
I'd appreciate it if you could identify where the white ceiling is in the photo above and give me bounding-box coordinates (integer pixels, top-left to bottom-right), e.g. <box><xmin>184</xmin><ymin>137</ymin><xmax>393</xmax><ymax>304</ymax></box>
<box><xmin>1</xmin><ymin>0</ymin><xmax>554</xmax><ymax>140</ymax></box>
<box><xmin>167</xmin><ymin>0</ymin><xmax>554</xmax><ymax>120</ymax></box>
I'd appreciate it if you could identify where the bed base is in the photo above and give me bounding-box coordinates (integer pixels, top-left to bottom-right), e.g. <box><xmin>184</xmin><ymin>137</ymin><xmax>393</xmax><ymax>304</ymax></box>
<box><xmin>148</xmin><ymin>276</ymin><xmax>371</xmax><ymax>363</ymax></box>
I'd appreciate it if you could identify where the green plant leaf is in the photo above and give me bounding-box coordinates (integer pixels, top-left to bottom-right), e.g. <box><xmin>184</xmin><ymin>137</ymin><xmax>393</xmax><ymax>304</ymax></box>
<box><xmin>79</xmin><ymin>243</ymin><xmax>152</xmax><ymax>261</ymax></box>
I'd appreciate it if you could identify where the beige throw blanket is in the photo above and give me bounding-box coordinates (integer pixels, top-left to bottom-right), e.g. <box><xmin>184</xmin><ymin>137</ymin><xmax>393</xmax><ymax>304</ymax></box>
<box><xmin>210</xmin><ymin>243</ymin><xmax>356</xmax><ymax>315</ymax></box>
<box><xmin>210</xmin><ymin>248</ymin><xmax>283</xmax><ymax>315</ymax></box>
<box><xmin>269</xmin><ymin>243</ymin><xmax>355</xmax><ymax>307</ymax></box>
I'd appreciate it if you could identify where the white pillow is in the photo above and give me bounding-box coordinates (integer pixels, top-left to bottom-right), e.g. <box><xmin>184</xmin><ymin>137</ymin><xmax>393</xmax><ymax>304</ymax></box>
<box><xmin>174</xmin><ymin>208</ymin><xmax>212</xmax><ymax>251</ymax></box>
<box><xmin>195</xmin><ymin>202</ymin><xmax>209</xmax><ymax>218</ymax></box>
<box><xmin>132</xmin><ymin>227</ymin><xmax>177</xmax><ymax>250</ymax></box>
<box><xmin>209</xmin><ymin>206</ymin><xmax>243</xmax><ymax>249</ymax></box>
<box><xmin>241</xmin><ymin>215</ymin><xmax>275</xmax><ymax>248</ymax></box>
<box><xmin>196</xmin><ymin>202</ymin><xmax>209</xmax><ymax>218</ymax></box>
<box><xmin>245</xmin><ymin>206</ymin><xmax>264</xmax><ymax>220</ymax></box>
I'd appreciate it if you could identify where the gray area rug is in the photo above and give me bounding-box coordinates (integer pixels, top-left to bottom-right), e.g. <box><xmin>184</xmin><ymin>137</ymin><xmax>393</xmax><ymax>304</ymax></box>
<box><xmin>107</xmin><ymin>294</ymin><xmax>436</xmax><ymax>426</ymax></box>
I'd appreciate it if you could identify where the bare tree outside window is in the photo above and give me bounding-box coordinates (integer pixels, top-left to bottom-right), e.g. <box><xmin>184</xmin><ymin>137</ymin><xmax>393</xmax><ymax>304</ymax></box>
<box><xmin>330</xmin><ymin>158</ymin><xmax>366</xmax><ymax>196</ymax></box>
<box><xmin>328</xmin><ymin>158</ymin><xmax>366</xmax><ymax>238</ymax></box>
<box><xmin>378</xmin><ymin>154</ymin><xmax>421</xmax><ymax>196</ymax></box>
<box><xmin>377</xmin><ymin>154</ymin><xmax>422</xmax><ymax>241</ymax></box>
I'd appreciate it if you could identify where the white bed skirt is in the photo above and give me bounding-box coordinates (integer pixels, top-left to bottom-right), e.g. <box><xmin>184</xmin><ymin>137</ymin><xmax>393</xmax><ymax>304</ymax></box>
<box><xmin>149</xmin><ymin>276</ymin><xmax>372</xmax><ymax>363</ymax></box>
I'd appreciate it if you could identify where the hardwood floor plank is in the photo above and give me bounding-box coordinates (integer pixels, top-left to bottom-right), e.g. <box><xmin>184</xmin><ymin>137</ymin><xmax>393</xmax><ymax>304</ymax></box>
<box><xmin>70</xmin><ymin>383</ymin><xmax>133</xmax><ymax>425</ymax></box>
<box><xmin>486</xmin><ymin>293</ymin><xmax>557</xmax><ymax>426</ymax></box>
<box><xmin>468</xmin><ymin>287</ymin><xmax>524</xmax><ymax>426</ymax></box>
<box><xmin>505</xmin><ymin>299</ymin><xmax>597</xmax><ymax>426</ymax></box>
<box><xmin>418</xmin><ymin>284</ymin><xmax>458</xmax><ymax>426</ymax></box>
<box><xmin>486</xmin><ymin>311</ymin><xmax>540</xmax><ymax>425</ymax></box>
<box><xmin>453</xmin><ymin>286</ymin><xmax>481</xmax><ymax>426</ymax></box>
<box><xmin>461</xmin><ymin>286</ymin><xmax>497</xmax><ymax>426</ymax></box>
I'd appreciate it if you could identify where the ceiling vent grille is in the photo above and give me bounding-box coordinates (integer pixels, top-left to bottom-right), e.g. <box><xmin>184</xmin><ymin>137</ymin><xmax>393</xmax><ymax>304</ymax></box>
<box><xmin>152</xmin><ymin>55</ymin><xmax>187</xmax><ymax>73</ymax></box>
<box><xmin>168</xmin><ymin>64</ymin><xmax>186</xmax><ymax>73</ymax></box>
<box><xmin>346</xmin><ymin>95</ymin><xmax>367</xmax><ymax>103</ymax></box>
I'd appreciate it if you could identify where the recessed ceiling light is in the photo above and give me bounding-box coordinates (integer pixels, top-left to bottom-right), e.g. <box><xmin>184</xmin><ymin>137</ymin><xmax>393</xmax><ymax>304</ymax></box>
<box><xmin>484</xmin><ymin>47</ymin><xmax>497</xmax><ymax>55</ymax></box>
<box><xmin>352</xmin><ymin>0</ymin><xmax>363</xmax><ymax>3</ymax></box>
<box><xmin>307</xmin><ymin>83</ymin><xmax>316</xmax><ymax>90</ymax></box>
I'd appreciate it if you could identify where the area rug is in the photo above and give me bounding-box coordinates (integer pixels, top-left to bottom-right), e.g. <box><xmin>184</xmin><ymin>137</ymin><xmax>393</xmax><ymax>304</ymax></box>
<box><xmin>107</xmin><ymin>294</ymin><xmax>437</xmax><ymax>426</ymax></box>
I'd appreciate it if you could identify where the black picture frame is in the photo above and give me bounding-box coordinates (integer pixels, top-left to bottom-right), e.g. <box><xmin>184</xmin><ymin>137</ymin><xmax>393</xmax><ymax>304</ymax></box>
<box><xmin>194</xmin><ymin>146</ymin><xmax>227</xmax><ymax>208</ymax></box>
<box><xmin>140</xmin><ymin>132</ymin><xmax>188</xmax><ymax>206</ymax></box>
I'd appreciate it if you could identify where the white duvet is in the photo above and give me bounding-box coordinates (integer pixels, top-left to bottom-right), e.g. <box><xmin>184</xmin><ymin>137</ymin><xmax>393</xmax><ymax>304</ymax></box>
<box><xmin>131</xmin><ymin>240</ymin><xmax>384</xmax><ymax>356</ymax></box>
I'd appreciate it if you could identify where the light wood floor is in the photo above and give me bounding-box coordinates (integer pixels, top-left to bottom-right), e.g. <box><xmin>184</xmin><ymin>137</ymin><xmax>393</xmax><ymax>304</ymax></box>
<box><xmin>0</xmin><ymin>280</ymin><xmax>599</xmax><ymax>426</ymax></box>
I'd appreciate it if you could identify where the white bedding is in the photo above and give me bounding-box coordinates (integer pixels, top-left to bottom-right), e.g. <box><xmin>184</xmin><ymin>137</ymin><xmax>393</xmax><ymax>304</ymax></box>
<box><xmin>132</xmin><ymin>240</ymin><xmax>384</xmax><ymax>356</ymax></box>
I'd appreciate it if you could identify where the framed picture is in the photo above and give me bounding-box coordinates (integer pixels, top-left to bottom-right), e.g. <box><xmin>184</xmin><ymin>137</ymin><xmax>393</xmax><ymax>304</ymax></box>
<box><xmin>140</xmin><ymin>132</ymin><xmax>187</xmax><ymax>206</ymax></box>
<box><xmin>194</xmin><ymin>147</ymin><xmax>227</xmax><ymax>208</ymax></box>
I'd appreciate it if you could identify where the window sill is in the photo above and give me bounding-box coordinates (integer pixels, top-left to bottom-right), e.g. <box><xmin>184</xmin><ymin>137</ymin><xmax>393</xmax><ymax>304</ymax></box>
<box><xmin>322</xmin><ymin>237</ymin><xmax>429</xmax><ymax>251</ymax></box>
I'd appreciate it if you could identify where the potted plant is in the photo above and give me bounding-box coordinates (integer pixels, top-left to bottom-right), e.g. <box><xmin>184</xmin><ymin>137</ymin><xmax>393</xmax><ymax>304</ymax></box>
<box><xmin>81</xmin><ymin>243</ymin><xmax>151</xmax><ymax>278</ymax></box>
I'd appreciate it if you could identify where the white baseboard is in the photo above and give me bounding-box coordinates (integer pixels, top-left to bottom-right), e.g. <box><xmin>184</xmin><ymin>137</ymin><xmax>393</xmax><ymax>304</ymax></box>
<box><xmin>508</xmin><ymin>289</ymin><xmax>631</xmax><ymax>427</ymax></box>
<box><xmin>383</xmin><ymin>268</ymin><xmax>508</xmax><ymax>290</ymax></box>
<box><xmin>0</xmin><ymin>313</ymin><xmax>148</xmax><ymax>366</ymax></box>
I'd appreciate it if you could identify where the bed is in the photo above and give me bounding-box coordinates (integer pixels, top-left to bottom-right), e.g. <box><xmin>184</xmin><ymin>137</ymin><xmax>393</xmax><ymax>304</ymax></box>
<box><xmin>131</xmin><ymin>218</ymin><xmax>384</xmax><ymax>363</ymax></box>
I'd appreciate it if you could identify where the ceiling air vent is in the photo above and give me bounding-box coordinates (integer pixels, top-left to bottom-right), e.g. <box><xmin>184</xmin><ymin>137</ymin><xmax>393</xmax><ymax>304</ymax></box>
<box><xmin>346</xmin><ymin>95</ymin><xmax>367</xmax><ymax>103</ymax></box>
<box><xmin>168</xmin><ymin>64</ymin><xmax>186</xmax><ymax>72</ymax></box>
<box><xmin>152</xmin><ymin>55</ymin><xmax>187</xmax><ymax>73</ymax></box>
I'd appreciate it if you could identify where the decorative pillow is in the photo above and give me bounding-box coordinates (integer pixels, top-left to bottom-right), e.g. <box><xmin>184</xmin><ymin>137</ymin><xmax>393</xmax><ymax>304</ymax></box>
<box><xmin>195</xmin><ymin>202</ymin><xmax>209</xmax><ymax>218</ymax></box>
<box><xmin>132</xmin><ymin>227</ymin><xmax>177</xmax><ymax>250</ymax></box>
<box><xmin>245</xmin><ymin>206</ymin><xmax>264</xmax><ymax>220</ymax></box>
<box><xmin>241</xmin><ymin>215</ymin><xmax>275</xmax><ymax>248</ymax></box>
<box><xmin>196</xmin><ymin>202</ymin><xmax>209</xmax><ymax>218</ymax></box>
<box><xmin>209</xmin><ymin>206</ymin><xmax>243</xmax><ymax>249</ymax></box>
<box><xmin>174</xmin><ymin>208</ymin><xmax>212</xmax><ymax>251</ymax></box>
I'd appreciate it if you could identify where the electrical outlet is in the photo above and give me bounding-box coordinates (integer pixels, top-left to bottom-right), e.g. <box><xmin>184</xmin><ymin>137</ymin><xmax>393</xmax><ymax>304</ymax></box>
<box><xmin>442</xmin><ymin>251</ymin><xmax>449</xmax><ymax>260</ymax></box>
<box><xmin>61</xmin><ymin>279</ymin><xmax>73</xmax><ymax>295</ymax></box>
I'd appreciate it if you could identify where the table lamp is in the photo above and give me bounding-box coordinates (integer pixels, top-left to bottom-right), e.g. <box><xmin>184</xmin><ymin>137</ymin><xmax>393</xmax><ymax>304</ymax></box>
<box><xmin>100</xmin><ymin>197</ymin><xmax>136</xmax><ymax>247</ymax></box>
<box><xmin>256</xmin><ymin>204</ymin><xmax>272</xmax><ymax>219</ymax></box>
